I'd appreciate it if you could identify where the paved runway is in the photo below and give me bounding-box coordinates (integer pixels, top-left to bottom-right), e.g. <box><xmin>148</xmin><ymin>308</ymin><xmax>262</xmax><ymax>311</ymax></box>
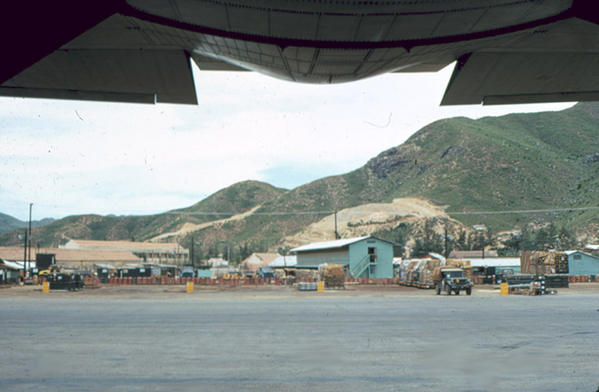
<box><xmin>1</xmin><ymin>288</ymin><xmax>597</xmax><ymax>391</ymax></box>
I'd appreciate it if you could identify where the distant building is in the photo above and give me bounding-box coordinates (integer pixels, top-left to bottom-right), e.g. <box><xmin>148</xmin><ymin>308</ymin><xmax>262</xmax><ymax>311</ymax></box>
<box><xmin>206</xmin><ymin>258</ymin><xmax>228</xmax><ymax>268</ymax></box>
<box><xmin>450</xmin><ymin>250</ymin><xmax>498</xmax><ymax>259</ymax></box>
<box><xmin>291</xmin><ymin>236</ymin><xmax>398</xmax><ymax>278</ymax></box>
<box><xmin>0</xmin><ymin>246</ymin><xmax>140</xmax><ymax>270</ymax></box>
<box><xmin>240</xmin><ymin>253</ymin><xmax>280</xmax><ymax>272</ymax></box>
<box><xmin>565</xmin><ymin>251</ymin><xmax>599</xmax><ymax>276</ymax></box>
<box><xmin>60</xmin><ymin>239</ymin><xmax>188</xmax><ymax>265</ymax></box>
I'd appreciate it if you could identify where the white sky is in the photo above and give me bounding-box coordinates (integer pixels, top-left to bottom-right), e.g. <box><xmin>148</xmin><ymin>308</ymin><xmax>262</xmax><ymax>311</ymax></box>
<box><xmin>0</xmin><ymin>64</ymin><xmax>574</xmax><ymax>221</ymax></box>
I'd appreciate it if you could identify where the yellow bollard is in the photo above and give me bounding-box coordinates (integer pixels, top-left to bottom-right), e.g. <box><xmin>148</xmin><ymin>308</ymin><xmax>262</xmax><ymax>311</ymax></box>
<box><xmin>187</xmin><ymin>281</ymin><xmax>194</xmax><ymax>293</ymax></box>
<box><xmin>500</xmin><ymin>282</ymin><xmax>509</xmax><ymax>296</ymax></box>
<box><xmin>317</xmin><ymin>281</ymin><xmax>324</xmax><ymax>292</ymax></box>
<box><xmin>42</xmin><ymin>282</ymin><xmax>50</xmax><ymax>293</ymax></box>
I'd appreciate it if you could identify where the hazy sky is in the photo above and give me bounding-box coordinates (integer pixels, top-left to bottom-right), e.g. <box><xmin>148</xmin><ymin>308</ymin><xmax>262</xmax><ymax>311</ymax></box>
<box><xmin>1</xmin><ymin>64</ymin><xmax>574</xmax><ymax>221</ymax></box>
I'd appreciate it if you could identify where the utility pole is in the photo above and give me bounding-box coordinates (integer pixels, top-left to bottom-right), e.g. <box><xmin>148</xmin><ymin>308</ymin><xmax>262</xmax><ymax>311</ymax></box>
<box><xmin>334</xmin><ymin>210</ymin><xmax>339</xmax><ymax>240</ymax></box>
<box><xmin>22</xmin><ymin>229</ymin><xmax>27</xmax><ymax>281</ymax></box>
<box><xmin>444</xmin><ymin>227</ymin><xmax>449</xmax><ymax>260</ymax></box>
<box><xmin>27</xmin><ymin>203</ymin><xmax>32</xmax><ymax>278</ymax></box>
<box><xmin>190</xmin><ymin>235</ymin><xmax>195</xmax><ymax>267</ymax></box>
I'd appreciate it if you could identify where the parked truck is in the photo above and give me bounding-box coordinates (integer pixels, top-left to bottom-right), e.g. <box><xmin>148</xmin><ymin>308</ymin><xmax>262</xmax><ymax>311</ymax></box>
<box><xmin>433</xmin><ymin>266</ymin><xmax>473</xmax><ymax>295</ymax></box>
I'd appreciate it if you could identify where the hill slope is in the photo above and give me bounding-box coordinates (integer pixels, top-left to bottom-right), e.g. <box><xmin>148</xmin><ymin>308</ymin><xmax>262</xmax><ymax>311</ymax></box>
<box><xmin>0</xmin><ymin>213</ymin><xmax>55</xmax><ymax>234</ymax></box>
<box><xmin>0</xmin><ymin>181</ymin><xmax>287</xmax><ymax>247</ymax></box>
<box><xmin>3</xmin><ymin>103</ymin><xmax>599</xmax><ymax>254</ymax></box>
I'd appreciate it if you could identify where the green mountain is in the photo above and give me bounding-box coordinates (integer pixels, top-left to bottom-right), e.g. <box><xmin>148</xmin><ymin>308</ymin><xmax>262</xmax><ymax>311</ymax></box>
<box><xmin>2</xmin><ymin>102</ymin><xmax>599</xmax><ymax>255</ymax></box>
<box><xmin>0</xmin><ymin>180</ymin><xmax>286</xmax><ymax>248</ymax></box>
<box><xmin>0</xmin><ymin>213</ymin><xmax>55</xmax><ymax>235</ymax></box>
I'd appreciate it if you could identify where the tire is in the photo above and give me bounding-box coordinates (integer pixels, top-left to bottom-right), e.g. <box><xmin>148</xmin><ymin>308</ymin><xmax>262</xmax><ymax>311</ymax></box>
<box><xmin>436</xmin><ymin>284</ymin><xmax>441</xmax><ymax>295</ymax></box>
<box><xmin>446</xmin><ymin>285</ymin><xmax>452</xmax><ymax>295</ymax></box>
<box><xmin>466</xmin><ymin>287</ymin><xmax>472</xmax><ymax>296</ymax></box>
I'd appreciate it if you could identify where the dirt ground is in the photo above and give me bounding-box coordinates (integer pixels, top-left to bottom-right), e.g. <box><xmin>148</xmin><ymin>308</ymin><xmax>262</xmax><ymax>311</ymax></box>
<box><xmin>1</xmin><ymin>282</ymin><xmax>597</xmax><ymax>301</ymax></box>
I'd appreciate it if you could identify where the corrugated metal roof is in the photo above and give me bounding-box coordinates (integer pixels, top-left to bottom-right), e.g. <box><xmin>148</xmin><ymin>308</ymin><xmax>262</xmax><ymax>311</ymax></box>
<box><xmin>269</xmin><ymin>256</ymin><xmax>297</xmax><ymax>267</ymax></box>
<box><xmin>0</xmin><ymin>260</ymin><xmax>36</xmax><ymax>270</ymax></box>
<box><xmin>291</xmin><ymin>235</ymin><xmax>398</xmax><ymax>253</ymax></box>
<box><xmin>291</xmin><ymin>236</ymin><xmax>370</xmax><ymax>253</ymax></box>
<box><xmin>467</xmin><ymin>258</ymin><xmax>520</xmax><ymax>267</ymax></box>
<box><xmin>0</xmin><ymin>247</ymin><xmax>140</xmax><ymax>263</ymax></box>
<box><xmin>62</xmin><ymin>239</ymin><xmax>186</xmax><ymax>252</ymax></box>
<box><xmin>451</xmin><ymin>250</ymin><xmax>499</xmax><ymax>258</ymax></box>
<box><xmin>565</xmin><ymin>250</ymin><xmax>599</xmax><ymax>259</ymax></box>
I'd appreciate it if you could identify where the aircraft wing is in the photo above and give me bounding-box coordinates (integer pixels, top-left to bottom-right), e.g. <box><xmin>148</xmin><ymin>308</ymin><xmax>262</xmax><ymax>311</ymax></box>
<box><xmin>2</xmin><ymin>1</ymin><xmax>599</xmax><ymax>106</ymax></box>
<box><xmin>0</xmin><ymin>12</ymin><xmax>245</xmax><ymax>105</ymax></box>
<box><xmin>441</xmin><ymin>17</ymin><xmax>599</xmax><ymax>106</ymax></box>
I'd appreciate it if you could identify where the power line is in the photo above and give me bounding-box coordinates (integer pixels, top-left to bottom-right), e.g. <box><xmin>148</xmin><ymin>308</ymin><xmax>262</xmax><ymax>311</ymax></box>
<box><xmin>446</xmin><ymin>206</ymin><xmax>599</xmax><ymax>215</ymax></box>
<box><xmin>166</xmin><ymin>211</ymin><xmax>335</xmax><ymax>216</ymax></box>
<box><xmin>167</xmin><ymin>205</ymin><xmax>599</xmax><ymax>217</ymax></box>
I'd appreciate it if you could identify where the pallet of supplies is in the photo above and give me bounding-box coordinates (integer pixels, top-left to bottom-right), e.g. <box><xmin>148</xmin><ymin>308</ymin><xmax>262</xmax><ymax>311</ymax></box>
<box><xmin>319</xmin><ymin>264</ymin><xmax>345</xmax><ymax>288</ymax></box>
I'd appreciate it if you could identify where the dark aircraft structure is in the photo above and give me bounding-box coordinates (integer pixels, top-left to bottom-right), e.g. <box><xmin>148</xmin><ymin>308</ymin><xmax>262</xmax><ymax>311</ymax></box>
<box><xmin>1</xmin><ymin>1</ymin><xmax>597</xmax><ymax>105</ymax></box>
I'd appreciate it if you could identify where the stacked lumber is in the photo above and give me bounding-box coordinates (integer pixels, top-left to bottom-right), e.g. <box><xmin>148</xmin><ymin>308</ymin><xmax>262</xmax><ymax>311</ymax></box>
<box><xmin>319</xmin><ymin>264</ymin><xmax>345</xmax><ymax>288</ymax></box>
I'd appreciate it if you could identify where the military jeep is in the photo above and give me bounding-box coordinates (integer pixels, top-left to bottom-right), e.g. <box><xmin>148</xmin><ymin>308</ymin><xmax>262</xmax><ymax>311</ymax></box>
<box><xmin>433</xmin><ymin>266</ymin><xmax>472</xmax><ymax>296</ymax></box>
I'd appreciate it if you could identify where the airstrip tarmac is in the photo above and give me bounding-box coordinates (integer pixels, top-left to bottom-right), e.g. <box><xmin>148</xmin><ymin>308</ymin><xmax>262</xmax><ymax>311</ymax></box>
<box><xmin>1</xmin><ymin>284</ymin><xmax>598</xmax><ymax>391</ymax></box>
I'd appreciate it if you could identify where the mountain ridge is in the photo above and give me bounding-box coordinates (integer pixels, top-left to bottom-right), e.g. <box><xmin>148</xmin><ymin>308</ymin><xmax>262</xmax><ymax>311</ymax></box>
<box><xmin>2</xmin><ymin>103</ymin><xmax>599</xmax><ymax>257</ymax></box>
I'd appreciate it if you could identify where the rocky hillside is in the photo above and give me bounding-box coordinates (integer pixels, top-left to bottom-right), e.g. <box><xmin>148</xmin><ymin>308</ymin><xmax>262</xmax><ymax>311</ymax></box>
<box><xmin>0</xmin><ymin>181</ymin><xmax>286</xmax><ymax>248</ymax></box>
<box><xmin>3</xmin><ymin>103</ymin><xmax>599</xmax><ymax>255</ymax></box>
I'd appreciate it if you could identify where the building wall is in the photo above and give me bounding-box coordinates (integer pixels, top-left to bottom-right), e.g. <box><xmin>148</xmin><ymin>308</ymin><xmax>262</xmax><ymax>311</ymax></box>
<box><xmin>568</xmin><ymin>253</ymin><xmax>599</xmax><ymax>275</ymax></box>
<box><xmin>349</xmin><ymin>238</ymin><xmax>394</xmax><ymax>278</ymax></box>
<box><xmin>296</xmin><ymin>248</ymin><xmax>349</xmax><ymax>267</ymax></box>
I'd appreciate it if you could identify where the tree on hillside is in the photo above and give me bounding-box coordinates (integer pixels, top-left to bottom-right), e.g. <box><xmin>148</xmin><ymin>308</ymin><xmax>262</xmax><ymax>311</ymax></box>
<box><xmin>412</xmin><ymin>219</ymin><xmax>443</xmax><ymax>258</ymax></box>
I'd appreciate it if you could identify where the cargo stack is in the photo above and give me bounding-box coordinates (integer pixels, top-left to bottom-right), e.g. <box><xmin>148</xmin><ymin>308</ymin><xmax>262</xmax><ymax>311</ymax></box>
<box><xmin>415</xmin><ymin>259</ymin><xmax>441</xmax><ymax>285</ymax></box>
<box><xmin>521</xmin><ymin>251</ymin><xmax>569</xmax><ymax>274</ymax></box>
<box><xmin>319</xmin><ymin>264</ymin><xmax>345</xmax><ymax>289</ymax></box>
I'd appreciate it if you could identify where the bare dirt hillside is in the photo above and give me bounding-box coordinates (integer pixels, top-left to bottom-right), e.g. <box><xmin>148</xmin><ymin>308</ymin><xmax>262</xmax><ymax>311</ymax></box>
<box><xmin>149</xmin><ymin>206</ymin><xmax>262</xmax><ymax>242</ymax></box>
<box><xmin>276</xmin><ymin>197</ymin><xmax>457</xmax><ymax>248</ymax></box>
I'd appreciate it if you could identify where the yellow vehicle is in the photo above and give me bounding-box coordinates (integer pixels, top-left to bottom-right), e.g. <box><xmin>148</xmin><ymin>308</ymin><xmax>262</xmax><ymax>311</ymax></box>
<box><xmin>38</xmin><ymin>265</ymin><xmax>61</xmax><ymax>276</ymax></box>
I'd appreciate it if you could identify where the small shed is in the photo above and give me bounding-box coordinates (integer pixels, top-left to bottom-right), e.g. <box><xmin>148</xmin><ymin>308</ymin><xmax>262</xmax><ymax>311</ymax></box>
<box><xmin>240</xmin><ymin>253</ymin><xmax>280</xmax><ymax>272</ymax></box>
<box><xmin>565</xmin><ymin>251</ymin><xmax>599</xmax><ymax>276</ymax></box>
<box><xmin>291</xmin><ymin>236</ymin><xmax>398</xmax><ymax>278</ymax></box>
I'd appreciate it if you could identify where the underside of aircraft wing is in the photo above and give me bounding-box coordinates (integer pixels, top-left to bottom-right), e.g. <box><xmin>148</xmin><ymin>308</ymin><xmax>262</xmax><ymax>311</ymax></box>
<box><xmin>0</xmin><ymin>12</ymin><xmax>244</xmax><ymax>105</ymax></box>
<box><xmin>0</xmin><ymin>49</ymin><xmax>198</xmax><ymax>104</ymax></box>
<box><xmin>442</xmin><ymin>51</ymin><xmax>599</xmax><ymax>106</ymax></box>
<box><xmin>2</xmin><ymin>1</ymin><xmax>599</xmax><ymax>106</ymax></box>
<box><xmin>441</xmin><ymin>17</ymin><xmax>599</xmax><ymax>105</ymax></box>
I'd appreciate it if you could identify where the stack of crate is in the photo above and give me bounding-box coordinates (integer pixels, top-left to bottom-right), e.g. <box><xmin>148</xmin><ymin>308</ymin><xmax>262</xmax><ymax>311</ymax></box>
<box><xmin>416</xmin><ymin>259</ymin><xmax>441</xmax><ymax>285</ymax></box>
<box><xmin>526</xmin><ymin>251</ymin><xmax>569</xmax><ymax>274</ymax></box>
<box><xmin>320</xmin><ymin>264</ymin><xmax>345</xmax><ymax>288</ymax></box>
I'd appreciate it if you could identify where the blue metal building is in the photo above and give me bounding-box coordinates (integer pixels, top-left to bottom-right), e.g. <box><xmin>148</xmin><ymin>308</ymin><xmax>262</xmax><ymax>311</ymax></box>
<box><xmin>290</xmin><ymin>236</ymin><xmax>397</xmax><ymax>278</ymax></box>
<box><xmin>565</xmin><ymin>251</ymin><xmax>599</xmax><ymax>276</ymax></box>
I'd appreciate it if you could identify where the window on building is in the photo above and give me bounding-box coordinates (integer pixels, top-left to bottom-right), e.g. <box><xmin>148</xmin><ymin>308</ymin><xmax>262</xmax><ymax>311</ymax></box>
<box><xmin>573</xmin><ymin>254</ymin><xmax>582</xmax><ymax>260</ymax></box>
<box><xmin>368</xmin><ymin>247</ymin><xmax>377</xmax><ymax>263</ymax></box>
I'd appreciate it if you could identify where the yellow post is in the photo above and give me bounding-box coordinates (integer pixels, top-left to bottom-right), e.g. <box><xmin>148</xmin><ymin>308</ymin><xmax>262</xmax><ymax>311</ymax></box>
<box><xmin>187</xmin><ymin>281</ymin><xmax>194</xmax><ymax>293</ymax></box>
<box><xmin>500</xmin><ymin>282</ymin><xmax>509</xmax><ymax>296</ymax></box>
<box><xmin>317</xmin><ymin>281</ymin><xmax>324</xmax><ymax>292</ymax></box>
<box><xmin>42</xmin><ymin>282</ymin><xmax>50</xmax><ymax>293</ymax></box>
